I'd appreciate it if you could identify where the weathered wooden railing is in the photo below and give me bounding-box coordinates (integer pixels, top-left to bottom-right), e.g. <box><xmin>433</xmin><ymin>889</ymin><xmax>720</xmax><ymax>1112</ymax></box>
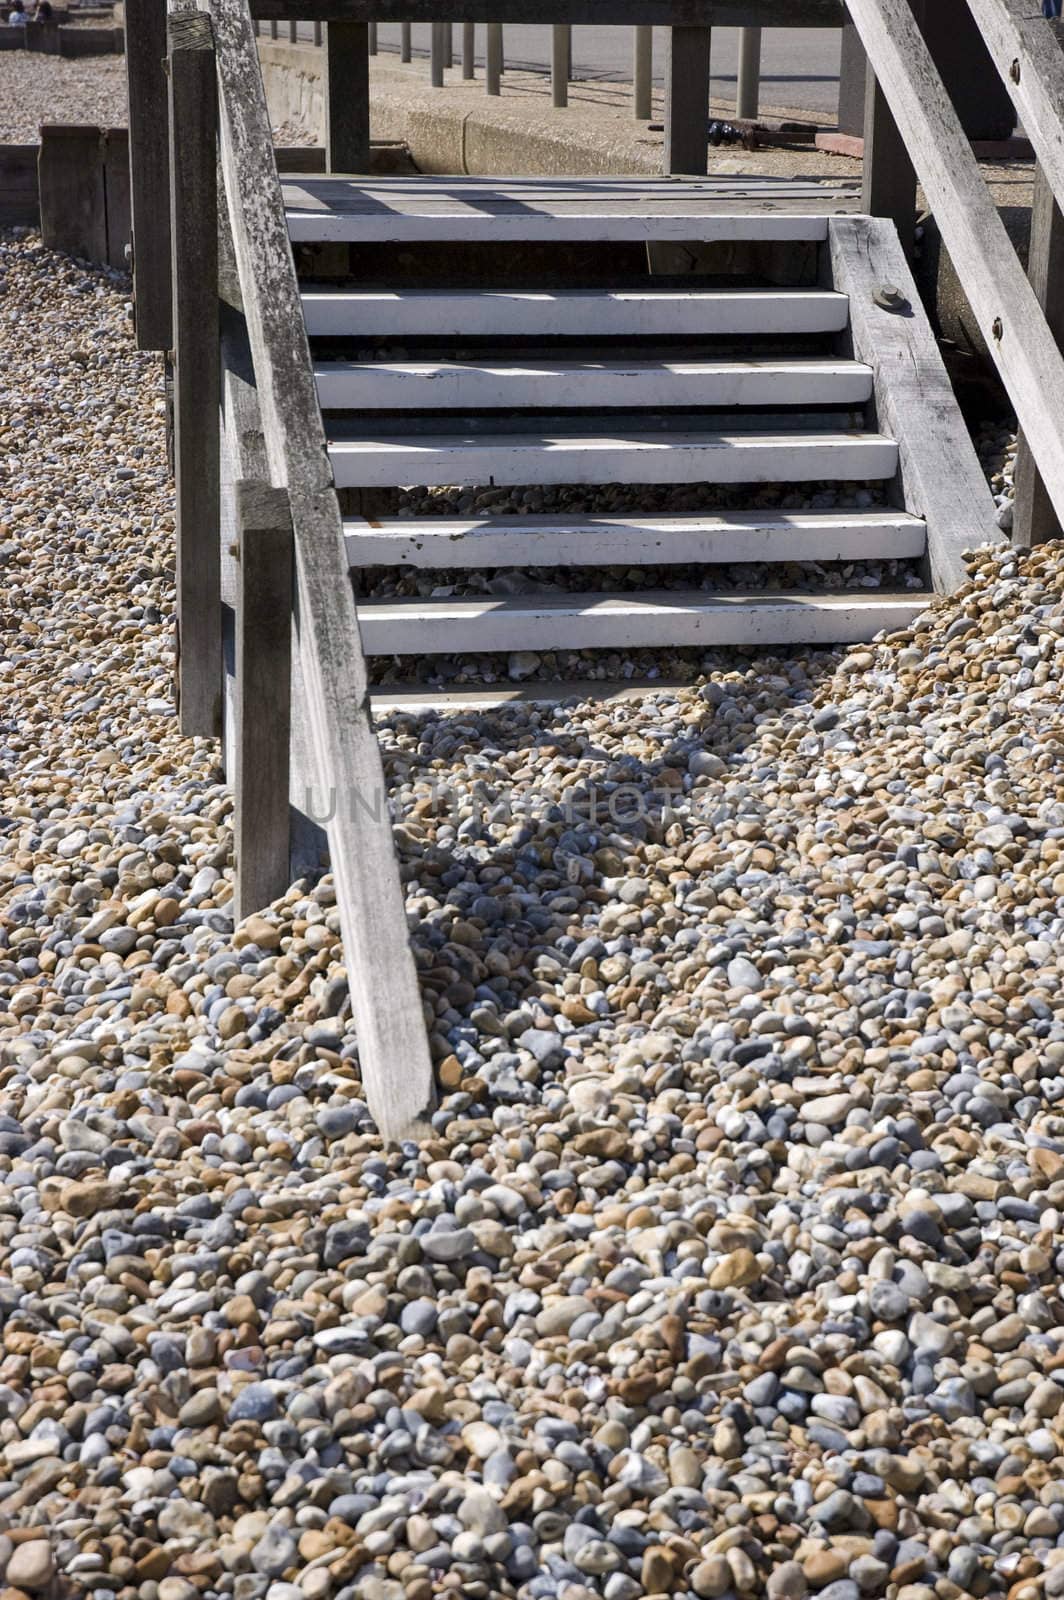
<box><xmin>161</xmin><ymin>0</ymin><xmax>435</xmax><ymax>1142</ymax></box>
<box><xmin>849</xmin><ymin>0</ymin><xmax>1064</xmax><ymax>546</ymax></box>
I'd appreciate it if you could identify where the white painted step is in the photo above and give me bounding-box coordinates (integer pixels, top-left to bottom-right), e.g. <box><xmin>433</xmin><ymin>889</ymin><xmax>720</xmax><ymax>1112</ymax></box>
<box><xmin>300</xmin><ymin>288</ymin><xmax>851</xmax><ymax>341</ymax></box>
<box><xmin>284</xmin><ymin>175</ymin><xmax>852</xmax><ymax>243</ymax></box>
<box><xmin>344</xmin><ymin>509</ymin><xmax>927</xmax><ymax>568</ymax></box>
<box><xmin>327</xmin><ymin>430</ymin><xmax>899</xmax><ymax>489</ymax></box>
<box><xmin>315</xmin><ymin>357</ymin><xmax>873</xmax><ymax>412</ymax></box>
<box><xmin>357</xmin><ymin>590</ymin><xmax>930</xmax><ymax>655</ymax></box>
<box><xmin>371</xmin><ymin>679</ymin><xmax>694</xmax><ymax>713</ymax></box>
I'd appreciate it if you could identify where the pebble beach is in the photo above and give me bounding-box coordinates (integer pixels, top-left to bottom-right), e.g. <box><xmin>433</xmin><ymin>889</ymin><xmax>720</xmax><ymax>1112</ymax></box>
<box><xmin>6</xmin><ymin>220</ymin><xmax>1064</xmax><ymax>1600</ymax></box>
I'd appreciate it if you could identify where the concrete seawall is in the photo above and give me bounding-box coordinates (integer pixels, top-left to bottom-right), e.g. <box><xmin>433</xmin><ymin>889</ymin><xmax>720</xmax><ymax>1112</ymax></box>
<box><xmin>260</xmin><ymin>42</ymin><xmax>673</xmax><ymax>176</ymax></box>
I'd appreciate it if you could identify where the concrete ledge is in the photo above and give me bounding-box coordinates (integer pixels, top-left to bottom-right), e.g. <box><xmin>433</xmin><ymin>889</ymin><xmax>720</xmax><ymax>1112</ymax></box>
<box><xmin>259</xmin><ymin>43</ymin><xmax>671</xmax><ymax>175</ymax></box>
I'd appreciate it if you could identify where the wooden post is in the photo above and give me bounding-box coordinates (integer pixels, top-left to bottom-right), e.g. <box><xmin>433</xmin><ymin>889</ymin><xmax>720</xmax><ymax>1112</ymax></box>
<box><xmin>462</xmin><ymin>19</ymin><xmax>474</xmax><ymax>77</ymax></box>
<box><xmin>269</xmin><ymin>18</ymin><xmax>277</xmax><ymax>38</ymax></box>
<box><xmin>168</xmin><ymin>10</ymin><xmax>221</xmax><ymax>738</ymax></box>
<box><xmin>486</xmin><ymin>21</ymin><xmax>502</xmax><ymax>94</ymax></box>
<box><xmin>552</xmin><ymin>23</ymin><xmax>569</xmax><ymax>107</ymax></box>
<box><xmin>288</xmin><ymin>19</ymin><xmax>296</xmax><ymax>42</ymax></box>
<box><xmin>400</xmin><ymin>19</ymin><xmax>410</xmax><ymax>59</ymax></box>
<box><xmin>234</xmin><ymin>481</ymin><xmax>293</xmax><ymax>921</ymax></box>
<box><xmin>1013</xmin><ymin>166</ymin><xmax>1064</xmax><ymax>548</ymax></box>
<box><xmin>430</xmin><ymin>18</ymin><xmax>444</xmax><ymax>85</ymax></box>
<box><xmin>444</xmin><ymin>19</ymin><xmax>453</xmax><ymax>67</ymax></box>
<box><xmin>368</xmin><ymin>20</ymin><xmax>377</xmax><ymax>53</ymax></box>
<box><xmin>38</xmin><ymin>125</ymin><xmax>107</xmax><ymax>265</ymax></box>
<box><xmin>736</xmin><ymin>25</ymin><xmax>761</xmax><ymax>119</ymax></box>
<box><xmin>325</xmin><ymin>20</ymin><xmax>370</xmax><ymax>171</ymax></box>
<box><xmin>664</xmin><ymin>25</ymin><xmax>710</xmax><ymax>175</ymax></box>
<box><xmin>633</xmin><ymin>24</ymin><xmax>652</xmax><ymax>120</ymax></box>
<box><xmin>861</xmin><ymin>58</ymin><xmax>917</xmax><ymax>258</ymax></box>
<box><xmin>124</xmin><ymin>0</ymin><xmax>171</xmax><ymax>351</ymax></box>
<box><xmin>313</xmin><ymin>19</ymin><xmax>322</xmax><ymax>46</ymax></box>
<box><xmin>103</xmin><ymin>126</ymin><xmax>132</xmax><ymax>272</ymax></box>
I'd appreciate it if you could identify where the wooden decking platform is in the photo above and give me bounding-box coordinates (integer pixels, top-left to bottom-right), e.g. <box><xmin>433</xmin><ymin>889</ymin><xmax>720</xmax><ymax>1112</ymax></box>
<box><xmin>282</xmin><ymin>173</ymin><xmax>865</xmax><ymax>241</ymax></box>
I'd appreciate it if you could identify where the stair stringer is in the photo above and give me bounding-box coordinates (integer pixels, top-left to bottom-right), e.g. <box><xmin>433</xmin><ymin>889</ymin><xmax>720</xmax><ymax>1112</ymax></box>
<box><xmin>823</xmin><ymin>213</ymin><xmax>998</xmax><ymax>595</ymax></box>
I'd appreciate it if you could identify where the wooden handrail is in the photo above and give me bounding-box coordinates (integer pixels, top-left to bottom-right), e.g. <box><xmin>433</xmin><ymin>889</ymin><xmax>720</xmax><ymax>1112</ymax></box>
<box><xmin>847</xmin><ymin>0</ymin><xmax>1064</xmax><ymax>526</ymax></box>
<box><xmin>203</xmin><ymin>0</ymin><xmax>437</xmax><ymax>1141</ymax></box>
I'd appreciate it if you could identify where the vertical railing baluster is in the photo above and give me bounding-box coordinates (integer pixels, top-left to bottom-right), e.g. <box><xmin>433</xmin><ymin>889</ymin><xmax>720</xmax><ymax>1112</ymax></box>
<box><xmin>633</xmin><ymin>24</ymin><xmax>651</xmax><ymax>119</ymax></box>
<box><xmin>486</xmin><ymin>21</ymin><xmax>502</xmax><ymax>94</ymax></box>
<box><xmin>552</xmin><ymin>23</ymin><xmax>569</xmax><ymax>107</ymax></box>
<box><xmin>463</xmin><ymin>20</ymin><xmax>475</xmax><ymax>77</ymax></box>
<box><xmin>736</xmin><ymin>25</ymin><xmax>762</xmax><ymax>119</ymax></box>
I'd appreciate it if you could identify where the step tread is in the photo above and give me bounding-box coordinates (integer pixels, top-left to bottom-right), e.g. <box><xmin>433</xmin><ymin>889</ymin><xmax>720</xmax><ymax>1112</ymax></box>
<box><xmin>356</xmin><ymin>588</ymin><xmax>930</xmax><ymax>653</ymax></box>
<box><xmin>327</xmin><ymin>428</ymin><xmax>899</xmax><ymax>488</ymax></box>
<box><xmin>360</xmin><ymin>587</ymin><xmax>926</xmax><ymax>618</ymax></box>
<box><xmin>344</xmin><ymin>509</ymin><xmax>927</xmax><ymax>567</ymax></box>
<box><xmin>301</xmin><ymin>287</ymin><xmax>852</xmax><ymax>339</ymax></box>
<box><xmin>315</xmin><ymin>356</ymin><xmax>874</xmax><ymax>410</ymax></box>
<box><xmin>371</xmin><ymin>678</ymin><xmax>702</xmax><ymax>713</ymax></box>
<box><xmin>285</xmin><ymin>175</ymin><xmax>861</xmax><ymax>242</ymax></box>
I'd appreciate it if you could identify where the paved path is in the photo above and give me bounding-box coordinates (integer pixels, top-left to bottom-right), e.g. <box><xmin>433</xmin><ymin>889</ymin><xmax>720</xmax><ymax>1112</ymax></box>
<box><xmin>278</xmin><ymin>23</ymin><xmax>843</xmax><ymax>120</ymax></box>
<box><xmin>376</xmin><ymin>24</ymin><xmax>841</xmax><ymax>119</ymax></box>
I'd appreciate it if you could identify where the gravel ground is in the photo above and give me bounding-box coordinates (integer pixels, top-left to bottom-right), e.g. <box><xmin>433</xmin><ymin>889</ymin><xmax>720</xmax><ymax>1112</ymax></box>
<box><xmin>7</xmin><ymin>229</ymin><xmax>1064</xmax><ymax>1600</ymax></box>
<box><xmin>0</xmin><ymin>56</ymin><xmax>129</xmax><ymax>143</ymax></box>
<box><xmin>0</xmin><ymin>53</ymin><xmax>311</xmax><ymax>146</ymax></box>
<box><xmin>977</xmin><ymin>423</ymin><xmax>1019</xmax><ymax>534</ymax></box>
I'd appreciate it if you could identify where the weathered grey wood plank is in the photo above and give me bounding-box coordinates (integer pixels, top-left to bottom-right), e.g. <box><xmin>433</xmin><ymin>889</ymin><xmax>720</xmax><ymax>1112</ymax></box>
<box><xmin>125</xmin><ymin>0</ymin><xmax>172</xmax><ymax>350</ymax></box>
<box><xmin>846</xmin><ymin>0</ymin><xmax>1064</xmax><ymax>526</ymax></box>
<box><xmin>355</xmin><ymin>589</ymin><xmax>931</xmax><ymax>654</ymax></box>
<box><xmin>826</xmin><ymin>215</ymin><xmax>996</xmax><ymax>595</ymax></box>
<box><xmin>251</xmin><ymin>0</ymin><xmax>844</xmax><ymax>22</ymax></box>
<box><xmin>209</xmin><ymin>0</ymin><xmax>436</xmax><ymax>1143</ymax></box>
<box><xmin>234</xmin><ymin>481</ymin><xmax>293</xmax><ymax>922</ymax></box>
<box><xmin>220</xmin><ymin>304</ymin><xmax>269</xmax><ymax>607</ymax></box>
<box><xmin>1013</xmin><ymin>165</ymin><xmax>1064</xmax><ymax>548</ymax></box>
<box><xmin>169</xmin><ymin>9</ymin><xmax>222</xmax><ymax>737</ymax></box>
<box><xmin>325</xmin><ymin>19</ymin><xmax>370</xmax><ymax>172</ymax></box>
<box><xmin>664</xmin><ymin>25</ymin><xmax>711</xmax><ymax>176</ymax></box>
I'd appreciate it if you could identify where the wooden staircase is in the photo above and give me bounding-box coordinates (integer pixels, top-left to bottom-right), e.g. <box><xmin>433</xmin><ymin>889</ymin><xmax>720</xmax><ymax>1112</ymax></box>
<box><xmin>129</xmin><ymin>0</ymin><xmax>1064</xmax><ymax>1138</ymax></box>
<box><xmin>283</xmin><ymin>173</ymin><xmax>987</xmax><ymax>692</ymax></box>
